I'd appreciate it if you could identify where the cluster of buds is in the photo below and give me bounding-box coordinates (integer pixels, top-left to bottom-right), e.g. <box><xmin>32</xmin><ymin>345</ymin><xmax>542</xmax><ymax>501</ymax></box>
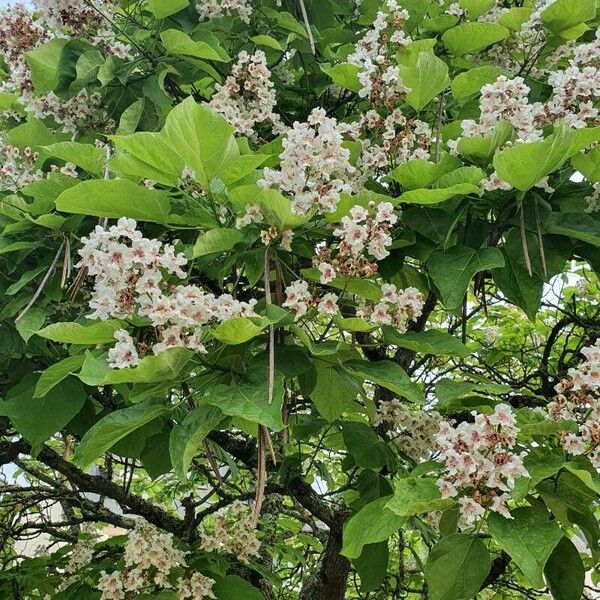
<box><xmin>0</xmin><ymin>142</ymin><xmax>45</xmax><ymax>191</ymax></box>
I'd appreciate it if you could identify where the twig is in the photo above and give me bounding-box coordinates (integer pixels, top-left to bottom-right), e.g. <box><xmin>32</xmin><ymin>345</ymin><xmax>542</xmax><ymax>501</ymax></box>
<box><xmin>298</xmin><ymin>0</ymin><xmax>316</xmax><ymax>56</ymax></box>
<box><xmin>16</xmin><ymin>241</ymin><xmax>66</xmax><ymax>322</ymax></box>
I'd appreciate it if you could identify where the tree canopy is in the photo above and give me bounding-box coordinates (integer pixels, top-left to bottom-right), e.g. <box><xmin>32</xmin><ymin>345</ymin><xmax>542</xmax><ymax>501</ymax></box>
<box><xmin>1</xmin><ymin>0</ymin><xmax>600</xmax><ymax>599</ymax></box>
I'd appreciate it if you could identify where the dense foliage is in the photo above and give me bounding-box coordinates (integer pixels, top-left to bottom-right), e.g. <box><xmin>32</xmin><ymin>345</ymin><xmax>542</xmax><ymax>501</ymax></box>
<box><xmin>1</xmin><ymin>0</ymin><xmax>600</xmax><ymax>598</ymax></box>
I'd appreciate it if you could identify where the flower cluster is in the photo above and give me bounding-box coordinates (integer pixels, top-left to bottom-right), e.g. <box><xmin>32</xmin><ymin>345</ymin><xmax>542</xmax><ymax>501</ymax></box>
<box><xmin>0</xmin><ymin>4</ymin><xmax>48</xmax><ymax>73</ymax></box>
<box><xmin>314</xmin><ymin>201</ymin><xmax>397</xmax><ymax>290</ymax></box>
<box><xmin>357</xmin><ymin>284</ymin><xmax>424</xmax><ymax>333</ymax></box>
<box><xmin>22</xmin><ymin>88</ymin><xmax>111</xmax><ymax>134</ymax></box>
<box><xmin>549</xmin><ymin>340</ymin><xmax>600</xmax><ymax>467</ymax></box>
<box><xmin>347</xmin><ymin>0</ymin><xmax>411</xmax><ymax>105</ymax></box>
<box><xmin>435</xmin><ymin>404</ymin><xmax>528</xmax><ymax>523</ymax></box>
<box><xmin>34</xmin><ymin>0</ymin><xmax>103</xmax><ymax>35</ymax></box>
<box><xmin>333</xmin><ymin>201</ymin><xmax>397</xmax><ymax>261</ymax></box>
<box><xmin>259</xmin><ymin>108</ymin><xmax>356</xmax><ymax>216</ymax></box>
<box><xmin>209</xmin><ymin>50</ymin><xmax>282</xmax><ymax>138</ymax></box>
<box><xmin>0</xmin><ymin>142</ymin><xmax>44</xmax><ymax>191</ymax></box>
<box><xmin>282</xmin><ymin>280</ymin><xmax>316</xmax><ymax>319</ymax></box>
<box><xmin>177</xmin><ymin>573</ymin><xmax>217</xmax><ymax>600</ymax></box>
<box><xmin>77</xmin><ymin>218</ymin><xmax>257</xmax><ymax>367</ymax></box>
<box><xmin>544</xmin><ymin>33</ymin><xmax>600</xmax><ymax>129</ymax></box>
<box><xmin>196</xmin><ymin>0</ymin><xmax>252</xmax><ymax>24</ymax></box>
<box><xmin>199</xmin><ymin>500</ymin><xmax>261</xmax><ymax>563</ymax></box>
<box><xmin>374</xmin><ymin>400</ymin><xmax>441</xmax><ymax>461</ymax></box>
<box><xmin>97</xmin><ymin>519</ymin><xmax>216</xmax><ymax>600</ymax></box>
<box><xmin>461</xmin><ymin>76</ymin><xmax>542</xmax><ymax>142</ymax></box>
<box><xmin>356</xmin><ymin>109</ymin><xmax>433</xmax><ymax>174</ymax></box>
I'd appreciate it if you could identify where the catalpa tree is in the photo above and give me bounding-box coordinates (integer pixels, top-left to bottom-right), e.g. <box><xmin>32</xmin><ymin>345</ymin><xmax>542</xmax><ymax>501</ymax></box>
<box><xmin>1</xmin><ymin>0</ymin><xmax>600</xmax><ymax>599</ymax></box>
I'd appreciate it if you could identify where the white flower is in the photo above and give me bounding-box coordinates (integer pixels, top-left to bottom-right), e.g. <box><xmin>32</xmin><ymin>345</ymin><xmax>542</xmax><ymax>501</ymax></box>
<box><xmin>107</xmin><ymin>330</ymin><xmax>140</xmax><ymax>369</ymax></box>
<box><xmin>318</xmin><ymin>261</ymin><xmax>336</xmax><ymax>284</ymax></box>
<box><xmin>317</xmin><ymin>292</ymin><xmax>339</xmax><ymax>315</ymax></box>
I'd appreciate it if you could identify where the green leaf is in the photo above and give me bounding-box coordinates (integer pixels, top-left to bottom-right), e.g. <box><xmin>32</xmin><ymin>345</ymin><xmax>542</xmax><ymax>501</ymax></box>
<box><xmin>72</xmin><ymin>49</ymin><xmax>104</xmax><ymax>91</ymax></box>
<box><xmin>425</xmin><ymin>534</ymin><xmax>490</xmax><ymax>600</ymax></box>
<box><xmin>398</xmin><ymin>183</ymin><xmax>480</xmax><ymax>205</ymax></box>
<box><xmin>493</xmin><ymin>124</ymin><xmax>574</xmax><ymax>191</ymax></box>
<box><xmin>544</xmin><ymin>537</ymin><xmax>585</xmax><ymax>600</ymax></box>
<box><xmin>341</xmin><ymin>422</ymin><xmax>395</xmax><ymax>469</ymax></box>
<box><xmin>117</xmin><ymin>99</ymin><xmax>144</xmax><ymax>135</ymax></box>
<box><xmin>213</xmin><ymin>575</ymin><xmax>264</xmax><ymax>600</ymax></box>
<box><xmin>541</xmin><ymin>0</ymin><xmax>596</xmax><ymax>33</ymax></box>
<box><xmin>0</xmin><ymin>376</ymin><xmax>86</xmax><ymax>446</ymax></box>
<box><xmin>389</xmin><ymin>155</ymin><xmax>461</xmax><ymax>190</ymax></box>
<box><xmin>427</xmin><ymin>245</ymin><xmax>505</xmax><ymax>309</ymax></box>
<box><xmin>36</xmin><ymin>320</ymin><xmax>124</xmax><ymax>345</ymax></box>
<box><xmin>342</xmin><ymin>496</ymin><xmax>407</xmax><ymax>559</ymax></box>
<box><xmin>147</xmin><ymin>0</ymin><xmax>188</xmax><ymax>18</ymax></box>
<box><xmin>451</xmin><ymin>66</ymin><xmax>504</xmax><ymax>99</ymax></box>
<box><xmin>169</xmin><ymin>405</ymin><xmax>225</xmax><ymax>480</ymax></box>
<box><xmin>382</xmin><ymin>327</ymin><xmax>472</xmax><ymax>358</ymax></box>
<box><xmin>43</xmin><ymin>142</ymin><xmax>104</xmax><ymax>175</ymax></box>
<box><xmin>459</xmin><ymin>0</ymin><xmax>495</xmax><ymax>19</ymax></box>
<box><xmin>203</xmin><ymin>369</ymin><xmax>285</xmax><ymax>431</ymax></box>
<box><xmin>212</xmin><ymin>317</ymin><xmax>268</xmax><ymax>345</ymax></box>
<box><xmin>73</xmin><ymin>400</ymin><xmax>170</xmax><ymax>468</ymax></box>
<box><xmin>163</xmin><ymin>97</ymin><xmax>238</xmax><ymax>187</ymax></box>
<box><xmin>546</xmin><ymin>212</ymin><xmax>600</xmax><ymax>247</ymax></box>
<box><xmin>457</xmin><ymin>121</ymin><xmax>514</xmax><ymax>161</ymax></box>
<box><xmin>307</xmin><ymin>361</ymin><xmax>359</xmax><ymax>421</ymax></box>
<box><xmin>56</xmin><ymin>180</ymin><xmax>171</xmax><ymax>224</ymax></box>
<box><xmin>321</xmin><ymin>63</ymin><xmax>362</xmax><ymax>93</ymax></box>
<box><xmin>386</xmin><ymin>477</ymin><xmax>455</xmax><ymax>516</ymax></box>
<box><xmin>78</xmin><ymin>348</ymin><xmax>191</xmax><ymax>386</ymax></box>
<box><xmin>572</xmin><ymin>147</ymin><xmax>600</xmax><ymax>182</ymax></box>
<box><xmin>402</xmin><ymin>52</ymin><xmax>450</xmax><ymax>111</ymax></box>
<box><xmin>488</xmin><ymin>507</ymin><xmax>563</xmax><ymax>588</ymax></box>
<box><xmin>353</xmin><ymin>542</ymin><xmax>388</xmax><ymax>592</ymax></box>
<box><xmin>160</xmin><ymin>29</ymin><xmax>227</xmax><ymax>62</ymax></box>
<box><xmin>250</xmin><ymin>35</ymin><xmax>284</xmax><ymax>51</ymax></box>
<box><xmin>193</xmin><ymin>228</ymin><xmax>247</xmax><ymax>257</ymax></box>
<box><xmin>220</xmin><ymin>154</ymin><xmax>269</xmax><ymax>187</ymax></box>
<box><xmin>25</xmin><ymin>38</ymin><xmax>69</xmax><ymax>94</ymax></box>
<box><xmin>109</xmin><ymin>132</ymin><xmax>184</xmax><ymax>187</ymax></box>
<box><xmin>499</xmin><ymin>7</ymin><xmax>532</xmax><ymax>30</ymax></box>
<box><xmin>442</xmin><ymin>22</ymin><xmax>509</xmax><ymax>55</ymax></box>
<box><xmin>15</xmin><ymin>307</ymin><xmax>46</xmax><ymax>342</ymax></box>
<box><xmin>345</xmin><ymin>359</ymin><xmax>424</xmax><ymax>403</ymax></box>
<box><xmin>34</xmin><ymin>355</ymin><xmax>86</xmax><ymax>398</ymax></box>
